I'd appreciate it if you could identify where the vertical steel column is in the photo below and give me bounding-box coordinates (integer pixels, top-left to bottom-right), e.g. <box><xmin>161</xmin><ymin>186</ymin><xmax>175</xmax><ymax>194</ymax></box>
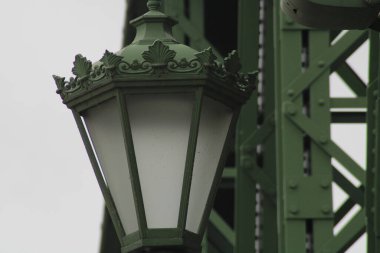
<box><xmin>274</xmin><ymin>6</ymin><xmax>304</xmax><ymax>251</ymax></box>
<box><xmin>235</xmin><ymin>0</ymin><xmax>260</xmax><ymax>253</ymax></box>
<box><xmin>261</xmin><ymin>0</ymin><xmax>279</xmax><ymax>252</ymax></box>
<box><xmin>274</xmin><ymin>2</ymin><xmax>334</xmax><ymax>252</ymax></box>
<box><xmin>308</xmin><ymin>30</ymin><xmax>334</xmax><ymax>251</ymax></box>
<box><xmin>367</xmin><ymin>30</ymin><xmax>380</xmax><ymax>252</ymax></box>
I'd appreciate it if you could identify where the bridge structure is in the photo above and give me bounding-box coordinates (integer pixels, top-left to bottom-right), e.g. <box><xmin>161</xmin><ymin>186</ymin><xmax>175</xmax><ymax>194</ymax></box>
<box><xmin>99</xmin><ymin>0</ymin><xmax>379</xmax><ymax>252</ymax></box>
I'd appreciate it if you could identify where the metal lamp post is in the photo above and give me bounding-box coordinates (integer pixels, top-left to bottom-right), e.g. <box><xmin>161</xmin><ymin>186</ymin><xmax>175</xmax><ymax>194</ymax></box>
<box><xmin>53</xmin><ymin>0</ymin><xmax>256</xmax><ymax>252</ymax></box>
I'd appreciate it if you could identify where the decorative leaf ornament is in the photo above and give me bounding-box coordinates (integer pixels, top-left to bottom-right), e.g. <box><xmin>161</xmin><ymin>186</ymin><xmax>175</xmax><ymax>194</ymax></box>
<box><xmin>54</xmin><ymin>41</ymin><xmax>257</xmax><ymax>99</ymax></box>
<box><xmin>142</xmin><ymin>40</ymin><xmax>176</xmax><ymax>66</ymax></box>
<box><xmin>224</xmin><ymin>50</ymin><xmax>241</xmax><ymax>75</ymax></box>
<box><xmin>72</xmin><ymin>54</ymin><xmax>92</xmax><ymax>78</ymax></box>
<box><xmin>53</xmin><ymin>75</ymin><xmax>66</xmax><ymax>93</ymax></box>
<box><xmin>195</xmin><ymin>48</ymin><xmax>217</xmax><ymax>66</ymax></box>
<box><xmin>100</xmin><ymin>50</ymin><xmax>123</xmax><ymax>68</ymax></box>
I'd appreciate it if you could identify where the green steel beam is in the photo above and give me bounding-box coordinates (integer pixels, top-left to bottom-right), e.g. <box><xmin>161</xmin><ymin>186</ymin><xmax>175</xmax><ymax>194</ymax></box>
<box><xmin>309</xmin><ymin>30</ymin><xmax>335</xmax><ymax>251</ymax></box>
<box><xmin>286</xmin><ymin>30</ymin><xmax>367</xmax><ymax>99</ymax></box>
<box><xmin>234</xmin><ymin>0</ymin><xmax>260</xmax><ymax>252</ymax></box>
<box><xmin>335</xmin><ymin>62</ymin><xmax>367</xmax><ymax>97</ymax></box>
<box><xmin>318</xmin><ymin>210</ymin><xmax>366</xmax><ymax>253</ymax></box>
<box><xmin>274</xmin><ymin>3</ymin><xmax>307</xmax><ymax>251</ymax></box>
<box><xmin>367</xmin><ymin>30</ymin><xmax>380</xmax><ymax>253</ymax></box>
<box><xmin>209</xmin><ymin>210</ymin><xmax>235</xmax><ymax>247</ymax></box>
<box><xmin>261</xmin><ymin>1</ymin><xmax>279</xmax><ymax>252</ymax></box>
<box><xmin>330</xmin><ymin>98</ymin><xmax>367</xmax><ymax>108</ymax></box>
<box><xmin>286</xmin><ymin>109</ymin><xmax>366</xmax><ymax>184</ymax></box>
<box><xmin>274</xmin><ymin>0</ymin><xmax>370</xmax><ymax>251</ymax></box>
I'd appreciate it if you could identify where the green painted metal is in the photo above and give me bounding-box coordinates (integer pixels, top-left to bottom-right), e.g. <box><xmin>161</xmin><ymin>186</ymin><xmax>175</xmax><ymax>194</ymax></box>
<box><xmin>367</xmin><ymin>30</ymin><xmax>380</xmax><ymax>252</ymax></box>
<box><xmin>234</xmin><ymin>0</ymin><xmax>260</xmax><ymax>252</ymax></box>
<box><xmin>273</xmin><ymin>0</ymin><xmax>371</xmax><ymax>250</ymax></box>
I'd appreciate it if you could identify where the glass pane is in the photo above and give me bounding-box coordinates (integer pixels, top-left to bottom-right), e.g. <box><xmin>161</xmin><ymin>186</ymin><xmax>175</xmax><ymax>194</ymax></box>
<box><xmin>186</xmin><ymin>97</ymin><xmax>233</xmax><ymax>233</ymax></box>
<box><xmin>127</xmin><ymin>93</ymin><xmax>193</xmax><ymax>228</ymax></box>
<box><xmin>83</xmin><ymin>99</ymin><xmax>139</xmax><ymax>235</ymax></box>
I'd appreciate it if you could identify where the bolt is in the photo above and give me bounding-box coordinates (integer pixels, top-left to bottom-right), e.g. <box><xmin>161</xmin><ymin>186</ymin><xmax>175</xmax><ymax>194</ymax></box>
<box><xmin>241</xmin><ymin>158</ymin><xmax>254</xmax><ymax>169</ymax></box>
<box><xmin>287</xmin><ymin>89</ymin><xmax>295</xmax><ymax>97</ymax></box>
<box><xmin>318</xmin><ymin>61</ymin><xmax>325</xmax><ymax>68</ymax></box>
<box><xmin>374</xmin><ymin>90</ymin><xmax>378</xmax><ymax>97</ymax></box>
<box><xmin>285</xmin><ymin>102</ymin><xmax>297</xmax><ymax>116</ymax></box>
<box><xmin>320</xmin><ymin>179</ymin><xmax>330</xmax><ymax>189</ymax></box>
<box><xmin>289</xmin><ymin>205</ymin><xmax>299</xmax><ymax>215</ymax></box>
<box><xmin>288</xmin><ymin>180</ymin><xmax>298</xmax><ymax>190</ymax></box>
<box><xmin>319</xmin><ymin>135</ymin><xmax>329</xmax><ymax>145</ymax></box>
<box><xmin>318</xmin><ymin>99</ymin><xmax>325</xmax><ymax>106</ymax></box>
<box><xmin>321</xmin><ymin>205</ymin><xmax>331</xmax><ymax>214</ymax></box>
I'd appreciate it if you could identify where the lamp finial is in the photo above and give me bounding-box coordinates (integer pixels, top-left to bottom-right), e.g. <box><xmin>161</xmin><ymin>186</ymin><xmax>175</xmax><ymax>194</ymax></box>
<box><xmin>147</xmin><ymin>0</ymin><xmax>161</xmax><ymax>11</ymax></box>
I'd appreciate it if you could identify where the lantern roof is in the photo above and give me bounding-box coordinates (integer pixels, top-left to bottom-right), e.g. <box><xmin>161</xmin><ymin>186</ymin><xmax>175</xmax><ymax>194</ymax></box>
<box><xmin>53</xmin><ymin>0</ymin><xmax>257</xmax><ymax>107</ymax></box>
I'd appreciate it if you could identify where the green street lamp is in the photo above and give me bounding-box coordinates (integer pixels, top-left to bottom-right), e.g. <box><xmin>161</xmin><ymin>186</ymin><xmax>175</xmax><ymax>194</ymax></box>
<box><xmin>53</xmin><ymin>1</ymin><xmax>256</xmax><ymax>252</ymax></box>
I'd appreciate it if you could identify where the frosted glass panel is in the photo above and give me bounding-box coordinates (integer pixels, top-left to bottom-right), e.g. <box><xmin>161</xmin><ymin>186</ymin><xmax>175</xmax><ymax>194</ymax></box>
<box><xmin>186</xmin><ymin>97</ymin><xmax>233</xmax><ymax>233</ymax></box>
<box><xmin>83</xmin><ymin>99</ymin><xmax>139</xmax><ymax>234</ymax></box>
<box><xmin>127</xmin><ymin>94</ymin><xmax>193</xmax><ymax>228</ymax></box>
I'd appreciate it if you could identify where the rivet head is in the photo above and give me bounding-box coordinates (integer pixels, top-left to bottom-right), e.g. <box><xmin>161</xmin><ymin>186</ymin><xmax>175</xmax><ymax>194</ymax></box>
<box><xmin>288</xmin><ymin>180</ymin><xmax>298</xmax><ymax>190</ymax></box>
<box><xmin>319</xmin><ymin>135</ymin><xmax>329</xmax><ymax>145</ymax></box>
<box><xmin>289</xmin><ymin>205</ymin><xmax>299</xmax><ymax>214</ymax></box>
<box><xmin>318</xmin><ymin>99</ymin><xmax>325</xmax><ymax>106</ymax></box>
<box><xmin>241</xmin><ymin>158</ymin><xmax>254</xmax><ymax>169</ymax></box>
<box><xmin>287</xmin><ymin>89</ymin><xmax>295</xmax><ymax>97</ymax></box>
<box><xmin>320</xmin><ymin>179</ymin><xmax>330</xmax><ymax>189</ymax></box>
<box><xmin>285</xmin><ymin>102</ymin><xmax>297</xmax><ymax>116</ymax></box>
<box><xmin>321</xmin><ymin>205</ymin><xmax>331</xmax><ymax>214</ymax></box>
<box><xmin>318</xmin><ymin>61</ymin><xmax>325</xmax><ymax>68</ymax></box>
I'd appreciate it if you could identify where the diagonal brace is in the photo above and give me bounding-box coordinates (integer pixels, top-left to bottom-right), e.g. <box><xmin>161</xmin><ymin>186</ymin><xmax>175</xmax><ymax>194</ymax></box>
<box><xmin>284</xmin><ymin>102</ymin><xmax>366</xmax><ymax>185</ymax></box>
<box><xmin>284</xmin><ymin>30</ymin><xmax>368</xmax><ymax>100</ymax></box>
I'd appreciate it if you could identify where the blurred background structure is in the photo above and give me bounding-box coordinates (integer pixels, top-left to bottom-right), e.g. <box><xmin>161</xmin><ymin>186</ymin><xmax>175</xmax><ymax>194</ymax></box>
<box><xmin>0</xmin><ymin>0</ymin><xmax>373</xmax><ymax>252</ymax></box>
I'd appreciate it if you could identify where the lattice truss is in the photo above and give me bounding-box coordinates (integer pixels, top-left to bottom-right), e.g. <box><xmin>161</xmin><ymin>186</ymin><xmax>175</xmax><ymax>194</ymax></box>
<box><xmin>162</xmin><ymin>0</ymin><xmax>376</xmax><ymax>252</ymax></box>
<box><xmin>101</xmin><ymin>0</ymin><xmax>380</xmax><ymax>252</ymax></box>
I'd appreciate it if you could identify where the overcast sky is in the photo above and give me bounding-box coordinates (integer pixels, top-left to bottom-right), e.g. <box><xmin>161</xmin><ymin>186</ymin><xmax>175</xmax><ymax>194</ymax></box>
<box><xmin>0</xmin><ymin>1</ymin><xmax>368</xmax><ymax>252</ymax></box>
<box><xmin>0</xmin><ymin>1</ymin><xmax>124</xmax><ymax>252</ymax></box>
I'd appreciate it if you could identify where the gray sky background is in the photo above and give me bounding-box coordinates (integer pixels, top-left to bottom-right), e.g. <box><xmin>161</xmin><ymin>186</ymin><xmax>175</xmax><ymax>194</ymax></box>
<box><xmin>0</xmin><ymin>1</ymin><xmax>124</xmax><ymax>252</ymax></box>
<box><xmin>0</xmin><ymin>1</ymin><xmax>368</xmax><ymax>252</ymax></box>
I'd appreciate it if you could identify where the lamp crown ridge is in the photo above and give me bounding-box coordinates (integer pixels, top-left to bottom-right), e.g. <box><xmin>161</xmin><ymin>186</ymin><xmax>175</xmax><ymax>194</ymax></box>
<box><xmin>54</xmin><ymin>40</ymin><xmax>256</xmax><ymax>101</ymax></box>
